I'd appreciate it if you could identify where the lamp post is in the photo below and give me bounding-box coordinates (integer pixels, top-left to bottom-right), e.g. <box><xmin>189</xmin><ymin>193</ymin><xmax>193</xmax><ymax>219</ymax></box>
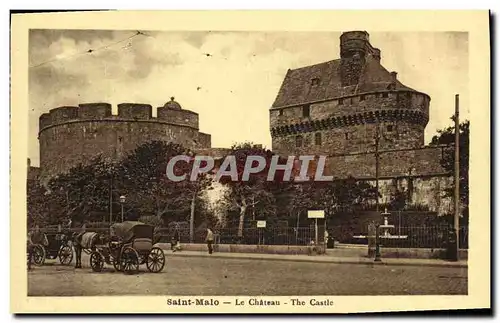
<box><xmin>119</xmin><ymin>195</ymin><xmax>126</xmax><ymax>222</ymax></box>
<box><xmin>374</xmin><ymin>222</ymin><xmax>381</xmax><ymax>262</ymax></box>
<box><xmin>375</xmin><ymin>128</ymin><xmax>380</xmax><ymax>213</ymax></box>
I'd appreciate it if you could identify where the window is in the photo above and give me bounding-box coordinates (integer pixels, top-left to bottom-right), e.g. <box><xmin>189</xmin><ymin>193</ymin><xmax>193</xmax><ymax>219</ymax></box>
<box><xmin>338</xmin><ymin>98</ymin><xmax>343</xmax><ymax>105</ymax></box>
<box><xmin>315</xmin><ymin>133</ymin><xmax>322</xmax><ymax>146</ymax></box>
<box><xmin>386</xmin><ymin>125</ymin><xmax>394</xmax><ymax>132</ymax></box>
<box><xmin>302</xmin><ymin>105</ymin><xmax>310</xmax><ymax>118</ymax></box>
<box><xmin>345</xmin><ymin>133</ymin><xmax>350</xmax><ymax>140</ymax></box>
<box><xmin>360</xmin><ymin>95</ymin><xmax>365</xmax><ymax>101</ymax></box>
<box><xmin>375</xmin><ymin>93</ymin><xmax>380</xmax><ymax>98</ymax></box>
<box><xmin>311</xmin><ymin>78</ymin><xmax>320</xmax><ymax>86</ymax></box>
<box><xmin>296</xmin><ymin>135</ymin><xmax>303</xmax><ymax>147</ymax></box>
<box><xmin>278</xmin><ymin>109</ymin><xmax>283</xmax><ymax>116</ymax></box>
<box><xmin>382</xmin><ymin>92</ymin><xmax>389</xmax><ymax>98</ymax></box>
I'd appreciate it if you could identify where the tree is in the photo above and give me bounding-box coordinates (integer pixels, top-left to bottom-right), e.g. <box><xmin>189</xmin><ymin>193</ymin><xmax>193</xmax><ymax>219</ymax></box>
<box><xmin>45</xmin><ymin>155</ymin><xmax>114</xmax><ymax>224</ymax></box>
<box><xmin>430</xmin><ymin>119</ymin><xmax>469</xmax><ymax>215</ymax></box>
<box><xmin>290</xmin><ymin>176</ymin><xmax>378</xmax><ymax>221</ymax></box>
<box><xmin>115</xmin><ymin>140</ymin><xmax>213</xmax><ymax>242</ymax></box>
<box><xmin>217</xmin><ymin>142</ymin><xmax>290</xmax><ymax>240</ymax></box>
<box><xmin>27</xmin><ymin>178</ymin><xmax>51</xmax><ymax>227</ymax></box>
<box><xmin>389</xmin><ymin>187</ymin><xmax>408</xmax><ymax>211</ymax></box>
<box><xmin>115</xmin><ymin>140</ymin><xmax>194</xmax><ymax>221</ymax></box>
<box><xmin>187</xmin><ymin>173</ymin><xmax>213</xmax><ymax>242</ymax></box>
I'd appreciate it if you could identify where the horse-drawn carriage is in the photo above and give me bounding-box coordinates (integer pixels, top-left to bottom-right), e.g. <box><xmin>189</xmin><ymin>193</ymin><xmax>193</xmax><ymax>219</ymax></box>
<box><xmin>29</xmin><ymin>226</ymin><xmax>74</xmax><ymax>267</ymax></box>
<box><xmin>87</xmin><ymin>221</ymin><xmax>165</xmax><ymax>274</ymax></box>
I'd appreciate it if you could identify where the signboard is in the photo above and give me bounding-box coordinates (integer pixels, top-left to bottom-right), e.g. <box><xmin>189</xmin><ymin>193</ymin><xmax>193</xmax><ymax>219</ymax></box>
<box><xmin>307</xmin><ymin>210</ymin><xmax>325</xmax><ymax>219</ymax></box>
<box><xmin>257</xmin><ymin>221</ymin><xmax>266</xmax><ymax>228</ymax></box>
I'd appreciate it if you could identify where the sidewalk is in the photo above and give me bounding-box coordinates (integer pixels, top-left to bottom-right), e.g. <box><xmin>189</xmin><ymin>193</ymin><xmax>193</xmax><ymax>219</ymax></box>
<box><xmin>165</xmin><ymin>250</ymin><xmax>468</xmax><ymax>268</ymax></box>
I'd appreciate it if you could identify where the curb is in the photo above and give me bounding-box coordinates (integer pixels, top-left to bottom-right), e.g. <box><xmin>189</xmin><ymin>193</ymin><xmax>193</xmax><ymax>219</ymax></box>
<box><xmin>165</xmin><ymin>250</ymin><xmax>468</xmax><ymax>269</ymax></box>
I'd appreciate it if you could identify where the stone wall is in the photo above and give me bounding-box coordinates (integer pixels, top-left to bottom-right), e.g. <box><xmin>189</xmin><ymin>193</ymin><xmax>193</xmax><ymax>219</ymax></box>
<box><xmin>365</xmin><ymin>177</ymin><xmax>453</xmax><ymax>216</ymax></box>
<box><xmin>324</xmin><ymin>145</ymin><xmax>450</xmax><ymax>179</ymax></box>
<box><xmin>38</xmin><ymin>103</ymin><xmax>211</xmax><ymax>179</ymax></box>
<box><xmin>270</xmin><ymin>90</ymin><xmax>430</xmax><ymax>155</ymax></box>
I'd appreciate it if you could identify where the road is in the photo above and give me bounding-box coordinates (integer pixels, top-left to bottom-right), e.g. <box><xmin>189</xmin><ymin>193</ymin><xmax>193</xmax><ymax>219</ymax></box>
<box><xmin>27</xmin><ymin>252</ymin><xmax>467</xmax><ymax>296</ymax></box>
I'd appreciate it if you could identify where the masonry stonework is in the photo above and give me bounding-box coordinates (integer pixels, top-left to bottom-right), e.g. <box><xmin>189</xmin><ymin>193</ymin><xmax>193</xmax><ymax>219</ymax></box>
<box><xmin>269</xmin><ymin>31</ymin><xmax>453</xmax><ymax>215</ymax></box>
<box><xmin>38</xmin><ymin>98</ymin><xmax>212</xmax><ymax>180</ymax></box>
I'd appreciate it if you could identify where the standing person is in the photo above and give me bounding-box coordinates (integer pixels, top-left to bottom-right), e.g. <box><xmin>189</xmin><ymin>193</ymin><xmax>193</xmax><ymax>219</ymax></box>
<box><xmin>172</xmin><ymin>227</ymin><xmax>181</xmax><ymax>252</ymax></box>
<box><xmin>205</xmin><ymin>228</ymin><xmax>214</xmax><ymax>254</ymax></box>
<box><xmin>28</xmin><ymin>225</ymin><xmax>48</xmax><ymax>247</ymax></box>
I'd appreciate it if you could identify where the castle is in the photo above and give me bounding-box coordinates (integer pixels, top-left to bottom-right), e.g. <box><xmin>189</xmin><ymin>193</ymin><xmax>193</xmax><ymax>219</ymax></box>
<box><xmin>37</xmin><ymin>97</ymin><xmax>212</xmax><ymax>180</ymax></box>
<box><xmin>270</xmin><ymin>31</ymin><xmax>453</xmax><ymax>215</ymax></box>
<box><xmin>31</xmin><ymin>30</ymin><xmax>454</xmax><ymax>216</ymax></box>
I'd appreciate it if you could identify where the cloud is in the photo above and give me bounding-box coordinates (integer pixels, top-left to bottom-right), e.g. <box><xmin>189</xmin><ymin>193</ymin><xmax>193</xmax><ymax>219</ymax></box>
<box><xmin>28</xmin><ymin>31</ymin><xmax>469</xmax><ymax>167</ymax></box>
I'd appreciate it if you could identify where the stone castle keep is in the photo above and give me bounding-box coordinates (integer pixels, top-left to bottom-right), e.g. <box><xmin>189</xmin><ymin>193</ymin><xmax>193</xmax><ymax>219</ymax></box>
<box><xmin>269</xmin><ymin>31</ymin><xmax>453</xmax><ymax>215</ymax></box>
<box><xmin>33</xmin><ymin>30</ymin><xmax>454</xmax><ymax>216</ymax></box>
<box><xmin>37</xmin><ymin>98</ymin><xmax>212</xmax><ymax>179</ymax></box>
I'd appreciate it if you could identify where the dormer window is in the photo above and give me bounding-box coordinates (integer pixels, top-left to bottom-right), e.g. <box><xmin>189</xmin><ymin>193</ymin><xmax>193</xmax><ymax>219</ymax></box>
<box><xmin>302</xmin><ymin>105</ymin><xmax>310</xmax><ymax>118</ymax></box>
<box><xmin>311</xmin><ymin>78</ymin><xmax>320</xmax><ymax>86</ymax></box>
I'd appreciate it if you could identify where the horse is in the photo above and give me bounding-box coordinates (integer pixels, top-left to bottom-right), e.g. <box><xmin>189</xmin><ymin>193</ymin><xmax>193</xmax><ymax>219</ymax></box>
<box><xmin>71</xmin><ymin>229</ymin><xmax>109</xmax><ymax>268</ymax></box>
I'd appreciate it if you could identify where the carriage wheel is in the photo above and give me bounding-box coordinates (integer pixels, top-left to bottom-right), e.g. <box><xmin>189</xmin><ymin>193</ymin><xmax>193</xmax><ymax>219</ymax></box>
<box><xmin>58</xmin><ymin>245</ymin><xmax>73</xmax><ymax>265</ymax></box>
<box><xmin>146</xmin><ymin>247</ymin><xmax>165</xmax><ymax>273</ymax></box>
<box><xmin>90</xmin><ymin>252</ymin><xmax>104</xmax><ymax>272</ymax></box>
<box><xmin>120</xmin><ymin>247</ymin><xmax>139</xmax><ymax>275</ymax></box>
<box><xmin>112</xmin><ymin>258</ymin><xmax>122</xmax><ymax>272</ymax></box>
<box><xmin>32</xmin><ymin>245</ymin><xmax>45</xmax><ymax>266</ymax></box>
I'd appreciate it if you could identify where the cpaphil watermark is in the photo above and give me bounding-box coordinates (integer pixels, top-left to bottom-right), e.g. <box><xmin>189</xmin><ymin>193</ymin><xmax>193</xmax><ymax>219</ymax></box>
<box><xmin>165</xmin><ymin>155</ymin><xmax>333</xmax><ymax>182</ymax></box>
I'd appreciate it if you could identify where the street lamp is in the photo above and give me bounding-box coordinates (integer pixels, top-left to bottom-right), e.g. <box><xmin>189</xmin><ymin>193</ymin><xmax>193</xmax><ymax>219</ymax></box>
<box><xmin>373</xmin><ymin>125</ymin><xmax>394</xmax><ymax>213</ymax></box>
<box><xmin>119</xmin><ymin>195</ymin><xmax>126</xmax><ymax>222</ymax></box>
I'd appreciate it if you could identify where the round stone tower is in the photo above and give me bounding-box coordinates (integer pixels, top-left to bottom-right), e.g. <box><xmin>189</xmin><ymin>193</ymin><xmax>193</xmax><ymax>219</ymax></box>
<box><xmin>38</xmin><ymin>98</ymin><xmax>211</xmax><ymax>180</ymax></box>
<box><xmin>269</xmin><ymin>31</ymin><xmax>430</xmax><ymax>157</ymax></box>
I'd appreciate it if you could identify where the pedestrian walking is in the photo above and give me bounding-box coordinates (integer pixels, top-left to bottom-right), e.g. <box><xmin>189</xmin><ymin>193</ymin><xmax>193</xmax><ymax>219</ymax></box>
<box><xmin>205</xmin><ymin>228</ymin><xmax>214</xmax><ymax>254</ymax></box>
<box><xmin>171</xmin><ymin>228</ymin><xmax>181</xmax><ymax>252</ymax></box>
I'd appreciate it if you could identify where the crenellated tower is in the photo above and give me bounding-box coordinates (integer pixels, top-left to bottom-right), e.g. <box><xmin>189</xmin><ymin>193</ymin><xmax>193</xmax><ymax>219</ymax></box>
<box><xmin>38</xmin><ymin>97</ymin><xmax>211</xmax><ymax>179</ymax></box>
<box><xmin>270</xmin><ymin>30</ymin><xmax>431</xmax><ymax>158</ymax></box>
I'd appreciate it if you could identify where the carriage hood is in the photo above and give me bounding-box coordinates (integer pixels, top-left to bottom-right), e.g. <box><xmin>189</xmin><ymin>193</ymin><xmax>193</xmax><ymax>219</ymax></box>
<box><xmin>110</xmin><ymin>221</ymin><xmax>154</xmax><ymax>241</ymax></box>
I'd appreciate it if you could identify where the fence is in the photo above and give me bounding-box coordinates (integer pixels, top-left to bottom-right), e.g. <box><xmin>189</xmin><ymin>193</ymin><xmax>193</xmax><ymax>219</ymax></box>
<box><xmin>34</xmin><ymin>225</ymin><xmax>469</xmax><ymax>249</ymax></box>
<box><xmin>346</xmin><ymin>225</ymin><xmax>469</xmax><ymax>249</ymax></box>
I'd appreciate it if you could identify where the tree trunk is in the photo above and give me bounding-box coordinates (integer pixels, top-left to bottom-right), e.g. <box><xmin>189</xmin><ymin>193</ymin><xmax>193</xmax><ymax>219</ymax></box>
<box><xmin>189</xmin><ymin>188</ymin><xmax>197</xmax><ymax>243</ymax></box>
<box><xmin>237</xmin><ymin>197</ymin><xmax>247</xmax><ymax>240</ymax></box>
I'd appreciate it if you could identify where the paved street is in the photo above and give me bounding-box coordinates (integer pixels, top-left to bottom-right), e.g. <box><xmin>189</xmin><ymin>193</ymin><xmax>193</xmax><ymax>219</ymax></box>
<box><xmin>27</xmin><ymin>252</ymin><xmax>467</xmax><ymax>296</ymax></box>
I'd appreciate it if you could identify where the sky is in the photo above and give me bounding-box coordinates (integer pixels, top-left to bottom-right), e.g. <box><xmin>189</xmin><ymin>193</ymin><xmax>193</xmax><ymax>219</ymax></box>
<box><xmin>28</xmin><ymin>30</ymin><xmax>469</xmax><ymax>167</ymax></box>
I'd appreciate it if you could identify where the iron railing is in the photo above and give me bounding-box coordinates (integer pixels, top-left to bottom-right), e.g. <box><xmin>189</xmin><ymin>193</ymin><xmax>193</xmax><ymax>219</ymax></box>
<box><xmin>34</xmin><ymin>225</ymin><xmax>469</xmax><ymax>249</ymax></box>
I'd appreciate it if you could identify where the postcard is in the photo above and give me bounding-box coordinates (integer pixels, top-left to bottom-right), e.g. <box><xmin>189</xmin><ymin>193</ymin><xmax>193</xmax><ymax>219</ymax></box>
<box><xmin>11</xmin><ymin>10</ymin><xmax>490</xmax><ymax>313</ymax></box>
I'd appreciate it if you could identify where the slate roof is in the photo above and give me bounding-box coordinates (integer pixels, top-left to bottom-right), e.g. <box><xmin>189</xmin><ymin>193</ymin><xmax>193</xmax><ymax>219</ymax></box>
<box><xmin>271</xmin><ymin>55</ymin><xmax>423</xmax><ymax>108</ymax></box>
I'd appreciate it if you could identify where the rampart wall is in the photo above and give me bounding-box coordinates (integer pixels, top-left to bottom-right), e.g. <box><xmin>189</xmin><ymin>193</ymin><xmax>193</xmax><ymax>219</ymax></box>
<box><xmin>38</xmin><ymin>103</ymin><xmax>211</xmax><ymax>179</ymax></box>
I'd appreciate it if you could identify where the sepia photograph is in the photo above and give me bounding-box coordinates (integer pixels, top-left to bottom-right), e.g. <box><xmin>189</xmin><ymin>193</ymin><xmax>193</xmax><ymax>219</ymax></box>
<box><xmin>10</xmin><ymin>10</ymin><xmax>490</xmax><ymax>313</ymax></box>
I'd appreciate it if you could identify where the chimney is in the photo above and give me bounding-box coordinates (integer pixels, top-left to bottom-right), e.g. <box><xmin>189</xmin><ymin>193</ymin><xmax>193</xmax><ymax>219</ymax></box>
<box><xmin>27</xmin><ymin>158</ymin><xmax>31</xmax><ymax>168</ymax></box>
<box><xmin>391</xmin><ymin>71</ymin><xmax>398</xmax><ymax>83</ymax></box>
<box><xmin>372</xmin><ymin>48</ymin><xmax>381</xmax><ymax>61</ymax></box>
